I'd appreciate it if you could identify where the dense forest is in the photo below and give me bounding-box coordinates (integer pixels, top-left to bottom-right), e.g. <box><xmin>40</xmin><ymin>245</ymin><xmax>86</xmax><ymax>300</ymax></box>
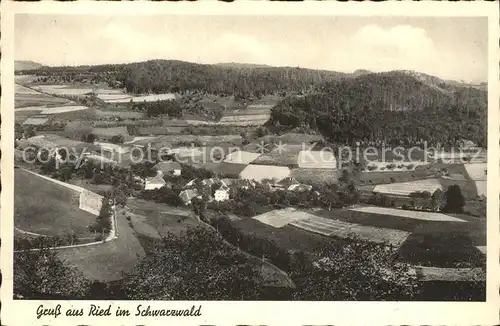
<box><xmin>18</xmin><ymin>59</ymin><xmax>347</xmax><ymax>98</ymax></box>
<box><xmin>269</xmin><ymin>72</ymin><xmax>487</xmax><ymax>148</ymax></box>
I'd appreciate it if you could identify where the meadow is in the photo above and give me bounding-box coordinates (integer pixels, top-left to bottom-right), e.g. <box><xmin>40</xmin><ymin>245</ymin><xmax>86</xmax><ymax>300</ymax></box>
<box><xmin>125</xmin><ymin>199</ymin><xmax>199</xmax><ymax>237</ymax></box>
<box><xmin>105</xmin><ymin>93</ymin><xmax>176</xmax><ymax>103</ymax></box>
<box><xmin>14</xmin><ymin>169</ymin><xmax>96</xmax><ymax>239</ymax></box>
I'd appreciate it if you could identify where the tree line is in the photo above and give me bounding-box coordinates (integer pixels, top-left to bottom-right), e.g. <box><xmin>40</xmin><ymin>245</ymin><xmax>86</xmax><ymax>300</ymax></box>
<box><xmin>19</xmin><ymin>59</ymin><xmax>347</xmax><ymax>99</ymax></box>
<box><xmin>15</xmin><ymin>225</ymin><xmax>427</xmax><ymax>300</ymax></box>
<box><xmin>269</xmin><ymin>72</ymin><xmax>487</xmax><ymax>148</ymax></box>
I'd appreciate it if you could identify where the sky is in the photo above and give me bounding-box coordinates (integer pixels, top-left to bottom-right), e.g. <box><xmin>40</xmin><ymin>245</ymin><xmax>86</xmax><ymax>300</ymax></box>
<box><xmin>15</xmin><ymin>15</ymin><xmax>488</xmax><ymax>83</ymax></box>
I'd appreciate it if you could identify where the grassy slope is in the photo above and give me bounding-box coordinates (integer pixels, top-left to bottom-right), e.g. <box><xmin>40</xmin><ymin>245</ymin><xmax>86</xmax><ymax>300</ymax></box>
<box><xmin>14</xmin><ymin>169</ymin><xmax>96</xmax><ymax>238</ymax></box>
<box><xmin>125</xmin><ymin>199</ymin><xmax>199</xmax><ymax>237</ymax></box>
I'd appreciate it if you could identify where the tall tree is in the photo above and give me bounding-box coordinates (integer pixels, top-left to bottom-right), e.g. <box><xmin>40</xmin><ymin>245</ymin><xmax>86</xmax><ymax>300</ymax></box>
<box><xmin>14</xmin><ymin>245</ymin><xmax>91</xmax><ymax>299</ymax></box>
<box><xmin>122</xmin><ymin>227</ymin><xmax>263</xmax><ymax>300</ymax></box>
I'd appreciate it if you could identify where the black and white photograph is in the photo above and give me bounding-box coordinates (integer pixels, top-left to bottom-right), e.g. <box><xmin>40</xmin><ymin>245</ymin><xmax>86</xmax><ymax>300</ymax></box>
<box><xmin>1</xmin><ymin>2</ymin><xmax>499</xmax><ymax>325</ymax></box>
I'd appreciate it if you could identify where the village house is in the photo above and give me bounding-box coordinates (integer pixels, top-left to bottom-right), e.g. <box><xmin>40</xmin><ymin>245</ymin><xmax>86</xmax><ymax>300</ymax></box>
<box><xmin>96</xmin><ymin>142</ymin><xmax>130</xmax><ymax>155</ymax></box>
<box><xmin>202</xmin><ymin>177</ymin><xmax>219</xmax><ymax>187</ymax></box>
<box><xmin>179</xmin><ymin>188</ymin><xmax>200</xmax><ymax>205</ymax></box>
<box><xmin>184</xmin><ymin>178</ymin><xmax>199</xmax><ymax>189</ymax></box>
<box><xmin>154</xmin><ymin>161</ymin><xmax>182</xmax><ymax>177</ymax></box>
<box><xmin>83</xmin><ymin>153</ymin><xmax>117</xmax><ymax>166</ymax></box>
<box><xmin>276</xmin><ymin>177</ymin><xmax>299</xmax><ymax>189</ymax></box>
<box><xmin>288</xmin><ymin>183</ymin><xmax>313</xmax><ymax>192</ymax></box>
<box><xmin>144</xmin><ymin>174</ymin><xmax>166</xmax><ymax>191</ymax></box>
<box><xmin>214</xmin><ymin>186</ymin><xmax>230</xmax><ymax>202</ymax></box>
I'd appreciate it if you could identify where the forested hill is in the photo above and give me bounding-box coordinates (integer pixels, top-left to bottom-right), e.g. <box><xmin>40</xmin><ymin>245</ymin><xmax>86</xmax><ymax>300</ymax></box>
<box><xmin>117</xmin><ymin>60</ymin><xmax>351</xmax><ymax>97</ymax></box>
<box><xmin>270</xmin><ymin>71</ymin><xmax>487</xmax><ymax>148</ymax></box>
<box><xmin>18</xmin><ymin>59</ymin><xmax>348</xmax><ymax>98</ymax></box>
<box><xmin>18</xmin><ymin>59</ymin><xmax>484</xmax><ymax>100</ymax></box>
<box><xmin>14</xmin><ymin>60</ymin><xmax>44</xmax><ymax>71</ymax></box>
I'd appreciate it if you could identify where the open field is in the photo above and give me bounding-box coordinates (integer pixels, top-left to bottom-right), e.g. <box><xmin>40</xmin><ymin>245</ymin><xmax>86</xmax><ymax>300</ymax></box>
<box><xmin>33</xmin><ymin>85</ymin><xmax>94</xmax><ymax>96</ymax></box>
<box><xmin>463</xmin><ymin>163</ymin><xmax>487</xmax><ymax>181</ymax></box>
<box><xmin>373</xmin><ymin>178</ymin><xmax>443</xmax><ymax>197</ymax></box>
<box><xmin>240</xmin><ymin>164</ymin><xmax>291</xmax><ymax>182</ymax></box>
<box><xmin>15</xmin><ymin>74</ymin><xmax>39</xmax><ymax>84</ymax></box>
<box><xmin>247</xmin><ymin>95</ymin><xmax>283</xmax><ymax>106</ymax></box>
<box><xmin>67</xmin><ymin>179</ymin><xmax>114</xmax><ymax>196</ymax></box>
<box><xmin>256</xmin><ymin>133</ymin><xmax>324</xmax><ymax>145</ymax></box>
<box><xmin>14</xmin><ymin>105</ymin><xmax>47</xmax><ymax>112</ymax></box>
<box><xmin>439</xmin><ymin>179</ymin><xmax>482</xmax><ymax>199</ymax></box>
<box><xmin>92</xmin><ymin>126</ymin><xmax>130</xmax><ymax>138</ymax></box>
<box><xmin>238</xmin><ymin>205</ymin><xmax>485</xmax><ymax>268</ymax></box>
<box><xmin>290</xmin><ymin>168</ymin><xmax>338</xmax><ymax>184</ymax></box>
<box><xmin>179</xmin><ymin>145</ymin><xmax>239</xmax><ymax>163</ymax></box>
<box><xmin>297</xmin><ymin>150</ymin><xmax>337</xmax><ymax>169</ymax></box>
<box><xmin>190</xmin><ymin>162</ymin><xmax>247</xmax><ymax>178</ymax></box>
<box><xmin>219</xmin><ymin>113</ymin><xmax>270</xmax><ymax>126</ymax></box>
<box><xmin>474</xmin><ymin>181</ymin><xmax>486</xmax><ymax>197</ymax></box>
<box><xmin>251</xmin><ymin>145</ymin><xmax>302</xmax><ymax>167</ymax></box>
<box><xmin>106</xmin><ymin>93</ymin><xmax>176</xmax><ymax>103</ymax></box>
<box><xmin>363</xmin><ymin>161</ymin><xmax>429</xmax><ymax>172</ymax></box>
<box><xmin>314</xmin><ymin>208</ymin><xmax>425</xmax><ymax>232</ymax></box>
<box><xmin>95</xmin><ymin>109</ymin><xmax>145</xmax><ymax>119</ymax></box>
<box><xmin>433</xmin><ymin>163</ymin><xmax>471</xmax><ymax>180</ymax></box>
<box><xmin>40</xmin><ymin>105</ymin><xmax>90</xmax><ymax>114</ymax></box>
<box><xmin>218</xmin><ymin>118</ymin><xmax>270</xmax><ymax>126</ymax></box>
<box><xmin>138</xmin><ymin>126</ymin><xmax>186</xmax><ymax>135</ymax></box>
<box><xmin>358</xmin><ymin>168</ymin><xmax>436</xmax><ymax>185</ymax></box>
<box><xmin>363</xmin><ymin>148</ymin><xmax>429</xmax><ymax>162</ymax></box>
<box><xmin>291</xmin><ymin>218</ymin><xmax>410</xmax><ymax>247</ymax></box>
<box><xmin>16</xmin><ymin>84</ymin><xmax>42</xmax><ymax>95</ymax></box>
<box><xmin>430</xmin><ymin>149</ymin><xmax>487</xmax><ymax>164</ymax></box>
<box><xmin>232</xmin><ymin>217</ymin><xmax>332</xmax><ymax>253</ymax></box>
<box><xmin>226</xmin><ymin>107</ymin><xmax>271</xmax><ymax>116</ymax></box>
<box><xmin>349</xmin><ymin>206</ymin><xmax>466</xmax><ymax>222</ymax></box>
<box><xmin>153</xmin><ymin>134</ymin><xmax>243</xmax><ymax>146</ymax></box>
<box><xmin>14</xmin><ymin>169</ymin><xmax>96</xmax><ymax>238</ymax></box>
<box><xmin>15</xmin><ymin>91</ymin><xmax>72</xmax><ymax>108</ymax></box>
<box><xmin>96</xmin><ymin>93</ymin><xmax>131</xmax><ymax>101</ymax></box>
<box><xmin>224</xmin><ymin>150</ymin><xmax>262</xmax><ymax>164</ymax></box>
<box><xmin>126</xmin><ymin>199</ymin><xmax>199</xmax><ymax>237</ymax></box>
<box><xmin>252</xmin><ymin>208</ymin><xmax>410</xmax><ymax>247</ymax></box>
<box><xmin>398</xmin><ymin>222</ymin><xmax>485</xmax><ymax>268</ymax></box>
<box><xmin>252</xmin><ymin>208</ymin><xmax>312</xmax><ymax>228</ymax></box>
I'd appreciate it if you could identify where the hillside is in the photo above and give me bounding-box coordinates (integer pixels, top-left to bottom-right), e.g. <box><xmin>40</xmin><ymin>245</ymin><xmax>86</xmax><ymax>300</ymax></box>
<box><xmin>16</xmin><ymin>59</ymin><xmax>483</xmax><ymax>97</ymax></box>
<box><xmin>14</xmin><ymin>169</ymin><xmax>96</xmax><ymax>238</ymax></box>
<box><xmin>270</xmin><ymin>71</ymin><xmax>487</xmax><ymax>147</ymax></box>
<box><xmin>216</xmin><ymin>62</ymin><xmax>272</xmax><ymax>69</ymax></box>
<box><xmin>15</xmin><ymin>60</ymin><xmax>44</xmax><ymax>71</ymax></box>
<box><xmin>17</xmin><ymin>59</ymin><xmax>348</xmax><ymax>98</ymax></box>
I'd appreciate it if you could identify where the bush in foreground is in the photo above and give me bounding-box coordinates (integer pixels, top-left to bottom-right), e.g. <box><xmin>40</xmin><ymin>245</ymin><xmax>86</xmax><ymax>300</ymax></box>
<box><xmin>289</xmin><ymin>240</ymin><xmax>421</xmax><ymax>301</ymax></box>
<box><xmin>121</xmin><ymin>227</ymin><xmax>263</xmax><ymax>300</ymax></box>
<box><xmin>14</xmin><ymin>246</ymin><xmax>91</xmax><ymax>299</ymax></box>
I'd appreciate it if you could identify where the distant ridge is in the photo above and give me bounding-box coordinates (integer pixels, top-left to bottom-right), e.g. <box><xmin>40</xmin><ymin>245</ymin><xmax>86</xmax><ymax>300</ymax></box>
<box><xmin>15</xmin><ymin>60</ymin><xmax>44</xmax><ymax>71</ymax></box>
<box><xmin>216</xmin><ymin>62</ymin><xmax>273</xmax><ymax>69</ymax></box>
<box><xmin>351</xmin><ymin>69</ymin><xmax>373</xmax><ymax>77</ymax></box>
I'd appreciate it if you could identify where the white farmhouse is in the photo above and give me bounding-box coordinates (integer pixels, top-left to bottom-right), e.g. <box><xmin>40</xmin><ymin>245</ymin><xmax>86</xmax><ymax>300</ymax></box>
<box><xmin>144</xmin><ymin>174</ymin><xmax>166</xmax><ymax>190</ymax></box>
<box><xmin>214</xmin><ymin>187</ymin><xmax>230</xmax><ymax>202</ymax></box>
